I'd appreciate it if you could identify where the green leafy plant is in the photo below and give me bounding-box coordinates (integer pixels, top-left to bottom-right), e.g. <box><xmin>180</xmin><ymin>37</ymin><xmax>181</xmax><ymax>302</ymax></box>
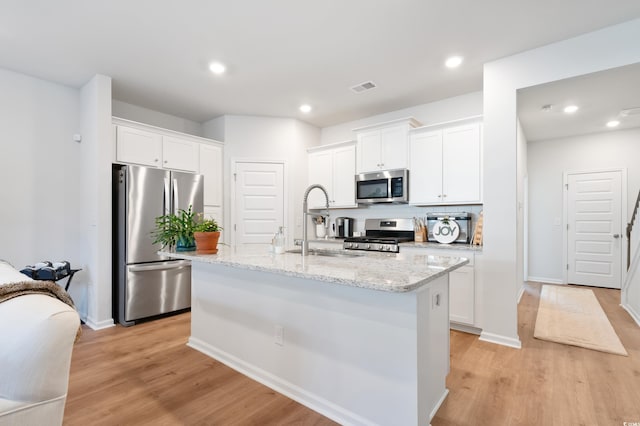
<box><xmin>194</xmin><ymin>213</ymin><xmax>221</xmax><ymax>233</ymax></box>
<box><xmin>152</xmin><ymin>205</ymin><xmax>197</xmax><ymax>248</ymax></box>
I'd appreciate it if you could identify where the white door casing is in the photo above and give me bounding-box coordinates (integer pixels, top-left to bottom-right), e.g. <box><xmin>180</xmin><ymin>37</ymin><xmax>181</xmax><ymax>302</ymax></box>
<box><xmin>566</xmin><ymin>170</ymin><xmax>624</xmax><ymax>289</ymax></box>
<box><xmin>232</xmin><ymin>161</ymin><xmax>285</xmax><ymax>245</ymax></box>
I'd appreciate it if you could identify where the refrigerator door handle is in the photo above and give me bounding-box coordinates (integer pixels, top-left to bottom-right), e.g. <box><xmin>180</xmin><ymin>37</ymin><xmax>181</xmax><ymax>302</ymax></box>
<box><xmin>173</xmin><ymin>178</ymin><xmax>179</xmax><ymax>214</ymax></box>
<box><xmin>129</xmin><ymin>261</ymin><xmax>191</xmax><ymax>273</ymax></box>
<box><xmin>163</xmin><ymin>177</ymin><xmax>171</xmax><ymax>215</ymax></box>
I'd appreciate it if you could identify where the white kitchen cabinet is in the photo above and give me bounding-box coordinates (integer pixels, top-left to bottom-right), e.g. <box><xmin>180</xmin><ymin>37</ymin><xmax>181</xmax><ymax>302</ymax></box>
<box><xmin>354</xmin><ymin>117</ymin><xmax>421</xmax><ymax>173</ymax></box>
<box><xmin>199</xmin><ymin>143</ymin><xmax>223</xmax><ymax>207</ymax></box>
<box><xmin>162</xmin><ymin>136</ymin><xmax>199</xmax><ymax>172</ymax></box>
<box><xmin>409</xmin><ymin>119</ymin><xmax>482</xmax><ymax>205</ymax></box>
<box><xmin>307</xmin><ymin>142</ymin><xmax>357</xmax><ymax>209</ymax></box>
<box><xmin>115</xmin><ymin>126</ymin><xmax>162</xmax><ymax>167</ymax></box>
<box><xmin>400</xmin><ymin>244</ymin><xmax>478</xmax><ymax>330</ymax></box>
<box><xmin>115</xmin><ymin>123</ymin><xmax>200</xmax><ymax>172</ymax></box>
<box><xmin>449</xmin><ymin>265</ymin><xmax>475</xmax><ymax>325</ymax></box>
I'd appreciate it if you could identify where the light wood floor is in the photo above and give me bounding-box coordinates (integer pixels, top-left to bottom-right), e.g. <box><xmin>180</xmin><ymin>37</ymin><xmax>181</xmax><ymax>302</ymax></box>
<box><xmin>65</xmin><ymin>282</ymin><xmax>640</xmax><ymax>425</ymax></box>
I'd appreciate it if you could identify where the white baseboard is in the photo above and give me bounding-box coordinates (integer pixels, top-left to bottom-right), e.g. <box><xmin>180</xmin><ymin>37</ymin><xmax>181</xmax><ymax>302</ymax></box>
<box><xmin>527</xmin><ymin>276</ymin><xmax>564</xmax><ymax>285</ymax></box>
<box><xmin>429</xmin><ymin>388</ymin><xmax>449</xmax><ymax>421</ymax></box>
<box><xmin>517</xmin><ymin>286</ymin><xmax>525</xmax><ymax>304</ymax></box>
<box><xmin>83</xmin><ymin>317</ymin><xmax>115</xmax><ymax>330</ymax></box>
<box><xmin>188</xmin><ymin>337</ymin><xmax>375</xmax><ymax>426</ymax></box>
<box><xmin>621</xmin><ymin>303</ymin><xmax>640</xmax><ymax>328</ymax></box>
<box><xmin>479</xmin><ymin>331</ymin><xmax>522</xmax><ymax>349</ymax></box>
<box><xmin>450</xmin><ymin>322</ymin><xmax>481</xmax><ymax>335</ymax></box>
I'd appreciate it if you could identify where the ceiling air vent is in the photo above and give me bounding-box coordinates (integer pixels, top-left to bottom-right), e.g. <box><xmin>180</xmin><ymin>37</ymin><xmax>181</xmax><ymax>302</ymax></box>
<box><xmin>350</xmin><ymin>81</ymin><xmax>377</xmax><ymax>94</ymax></box>
<box><xmin>620</xmin><ymin>107</ymin><xmax>640</xmax><ymax>117</ymax></box>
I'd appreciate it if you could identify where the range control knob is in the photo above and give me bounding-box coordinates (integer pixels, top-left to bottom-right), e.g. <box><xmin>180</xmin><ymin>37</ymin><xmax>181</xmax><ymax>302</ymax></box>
<box><xmin>353</xmin><ymin>243</ymin><xmax>359</xmax><ymax>249</ymax></box>
<box><xmin>366</xmin><ymin>244</ymin><xmax>371</xmax><ymax>249</ymax></box>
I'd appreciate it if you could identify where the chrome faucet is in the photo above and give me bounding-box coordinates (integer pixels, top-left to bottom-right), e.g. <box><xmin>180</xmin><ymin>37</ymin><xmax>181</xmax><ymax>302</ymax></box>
<box><xmin>302</xmin><ymin>184</ymin><xmax>330</xmax><ymax>256</ymax></box>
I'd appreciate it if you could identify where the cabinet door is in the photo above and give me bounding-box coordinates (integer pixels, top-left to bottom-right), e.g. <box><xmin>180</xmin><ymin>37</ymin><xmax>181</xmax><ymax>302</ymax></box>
<box><xmin>449</xmin><ymin>265</ymin><xmax>475</xmax><ymax>325</ymax></box>
<box><xmin>442</xmin><ymin>124</ymin><xmax>481</xmax><ymax>203</ymax></box>
<box><xmin>356</xmin><ymin>130</ymin><xmax>382</xmax><ymax>173</ymax></box>
<box><xmin>162</xmin><ymin>136</ymin><xmax>199</xmax><ymax>172</ymax></box>
<box><xmin>331</xmin><ymin>145</ymin><xmax>356</xmax><ymax>208</ymax></box>
<box><xmin>199</xmin><ymin>144</ymin><xmax>223</xmax><ymax>207</ymax></box>
<box><xmin>116</xmin><ymin>126</ymin><xmax>162</xmax><ymax>167</ymax></box>
<box><xmin>308</xmin><ymin>150</ymin><xmax>333</xmax><ymax>209</ymax></box>
<box><xmin>409</xmin><ymin>131</ymin><xmax>443</xmax><ymax>204</ymax></box>
<box><xmin>380</xmin><ymin>124</ymin><xmax>407</xmax><ymax>170</ymax></box>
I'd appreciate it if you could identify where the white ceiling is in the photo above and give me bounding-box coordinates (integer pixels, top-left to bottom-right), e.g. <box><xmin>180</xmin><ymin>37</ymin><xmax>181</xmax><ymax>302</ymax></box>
<box><xmin>518</xmin><ymin>62</ymin><xmax>640</xmax><ymax>141</ymax></box>
<box><xmin>2</xmin><ymin>1</ymin><xmax>640</xmax><ymax>128</ymax></box>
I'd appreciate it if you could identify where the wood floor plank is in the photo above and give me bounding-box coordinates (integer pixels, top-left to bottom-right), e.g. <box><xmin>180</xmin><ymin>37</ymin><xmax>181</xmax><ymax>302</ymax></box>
<box><xmin>64</xmin><ymin>282</ymin><xmax>640</xmax><ymax>425</ymax></box>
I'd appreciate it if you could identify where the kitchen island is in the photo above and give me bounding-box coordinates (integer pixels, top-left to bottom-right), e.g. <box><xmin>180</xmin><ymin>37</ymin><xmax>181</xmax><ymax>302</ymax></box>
<box><xmin>162</xmin><ymin>246</ymin><xmax>468</xmax><ymax>426</ymax></box>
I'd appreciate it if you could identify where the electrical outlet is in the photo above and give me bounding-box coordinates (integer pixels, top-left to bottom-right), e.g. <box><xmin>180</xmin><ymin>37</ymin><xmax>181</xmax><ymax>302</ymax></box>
<box><xmin>274</xmin><ymin>325</ymin><xmax>284</xmax><ymax>346</ymax></box>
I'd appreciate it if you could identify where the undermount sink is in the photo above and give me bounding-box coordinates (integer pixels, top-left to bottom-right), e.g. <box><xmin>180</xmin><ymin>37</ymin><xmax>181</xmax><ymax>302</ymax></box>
<box><xmin>286</xmin><ymin>248</ymin><xmax>364</xmax><ymax>258</ymax></box>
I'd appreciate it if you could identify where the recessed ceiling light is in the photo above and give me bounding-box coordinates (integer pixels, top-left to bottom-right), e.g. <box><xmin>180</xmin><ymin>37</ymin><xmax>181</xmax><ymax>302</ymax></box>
<box><xmin>209</xmin><ymin>62</ymin><xmax>226</xmax><ymax>75</ymax></box>
<box><xmin>563</xmin><ymin>105</ymin><xmax>579</xmax><ymax>114</ymax></box>
<box><xmin>541</xmin><ymin>104</ymin><xmax>553</xmax><ymax>112</ymax></box>
<box><xmin>445</xmin><ymin>56</ymin><xmax>463</xmax><ymax>68</ymax></box>
<box><xmin>299</xmin><ymin>104</ymin><xmax>312</xmax><ymax>113</ymax></box>
<box><xmin>606</xmin><ymin>120</ymin><xmax>620</xmax><ymax>128</ymax></box>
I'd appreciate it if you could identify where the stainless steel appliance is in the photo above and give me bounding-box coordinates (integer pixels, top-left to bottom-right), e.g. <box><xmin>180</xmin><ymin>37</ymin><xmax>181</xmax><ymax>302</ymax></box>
<box><xmin>334</xmin><ymin>217</ymin><xmax>355</xmax><ymax>238</ymax></box>
<box><xmin>112</xmin><ymin>164</ymin><xmax>204</xmax><ymax>326</ymax></box>
<box><xmin>355</xmin><ymin>168</ymin><xmax>409</xmax><ymax>204</ymax></box>
<box><xmin>343</xmin><ymin>218</ymin><xmax>413</xmax><ymax>253</ymax></box>
<box><xmin>426</xmin><ymin>213</ymin><xmax>471</xmax><ymax>244</ymax></box>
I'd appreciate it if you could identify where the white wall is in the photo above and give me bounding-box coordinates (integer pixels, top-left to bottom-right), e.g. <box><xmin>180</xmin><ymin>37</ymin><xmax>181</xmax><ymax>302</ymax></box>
<box><xmin>112</xmin><ymin>100</ymin><xmax>203</xmax><ymax>137</ymax></box>
<box><xmin>516</xmin><ymin>120</ymin><xmax>528</xmax><ymax>297</ymax></box>
<box><xmin>0</xmin><ymin>67</ymin><xmax>82</xmax><ymax>278</ymax></box>
<box><xmin>527</xmin><ymin>127</ymin><xmax>640</xmax><ymax>282</ymax></box>
<box><xmin>482</xmin><ymin>18</ymin><xmax>640</xmax><ymax>348</ymax></box>
<box><xmin>79</xmin><ymin>75</ymin><xmax>114</xmax><ymax>329</ymax></box>
<box><xmin>201</xmin><ymin>115</ymin><xmax>321</xmax><ymax>244</ymax></box>
<box><xmin>320</xmin><ymin>92</ymin><xmax>482</xmax><ymax>144</ymax></box>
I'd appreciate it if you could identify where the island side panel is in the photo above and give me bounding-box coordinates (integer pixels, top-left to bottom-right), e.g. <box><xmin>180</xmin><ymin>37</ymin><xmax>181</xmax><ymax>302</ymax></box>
<box><xmin>188</xmin><ymin>261</ymin><xmax>448</xmax><ymax>426</ymax></box>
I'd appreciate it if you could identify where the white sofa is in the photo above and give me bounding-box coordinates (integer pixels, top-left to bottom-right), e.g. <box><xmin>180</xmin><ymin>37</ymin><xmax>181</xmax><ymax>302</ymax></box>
<box><xmin>0</xmin><ymin>261</ymin><xmax>80</xmax><ymax>426</ymax></box>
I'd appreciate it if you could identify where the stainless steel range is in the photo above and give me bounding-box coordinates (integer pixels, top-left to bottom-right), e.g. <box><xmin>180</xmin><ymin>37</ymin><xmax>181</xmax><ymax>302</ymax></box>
<box><xmin>343</xmin><ymin>218</ymin><xmax>414</xmax><ymax>253</ymax></box>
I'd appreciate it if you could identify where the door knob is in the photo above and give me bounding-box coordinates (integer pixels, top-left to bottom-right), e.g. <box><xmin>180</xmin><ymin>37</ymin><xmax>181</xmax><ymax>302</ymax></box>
<box><xmin>613</xmin><ymin>234</ymin><xmax>620</xmax><ymax>238</ymax></box>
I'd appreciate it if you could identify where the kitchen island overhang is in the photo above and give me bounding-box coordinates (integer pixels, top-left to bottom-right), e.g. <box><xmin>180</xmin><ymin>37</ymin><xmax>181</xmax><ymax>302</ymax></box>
<box><xmin>162</xmin><ymin>247</ymin><xmax>468</xmax><ymax>426</ymax></box>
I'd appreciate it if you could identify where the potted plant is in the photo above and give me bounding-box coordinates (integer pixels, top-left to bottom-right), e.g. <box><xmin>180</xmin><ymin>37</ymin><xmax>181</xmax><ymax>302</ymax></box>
<box><xmin>152</xmin><ymin>205</ymin><xmax>197</xmax><ymax>252</ymax></box>
<box><xmin>193</xmin><ymin>214</ymin><xmax>222</xmax><ymax>254</ymax></box>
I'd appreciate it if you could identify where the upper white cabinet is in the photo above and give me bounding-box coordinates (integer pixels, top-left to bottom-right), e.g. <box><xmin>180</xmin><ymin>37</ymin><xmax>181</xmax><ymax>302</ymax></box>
<box><xmin>115</xmin><ymin>126</ymin><xmax>162</xmax><ymax>167</ymax></box>
<box><xmin>307</xmin><ymin>141</ymin><xmax>357</xmax><ymax>209</ymax></box>
<box><xmin>162</xmin><ymin>136</ymin><xmax>199</xmax><ymax>172</ymax></box>
<box><xmin>199</xmin><ymin>143</ymin><xmax>223</xmax><ymax>207</ymax></box>
<box><xmin>115</xmin><ymin>120</ymin><xmax>200</xmax><ymax>172</ymax></box>
<box><xmin>409</xmin><ymin>118</ymin><xmax>482</xmax><ymax>205</ymax></box>
<box><xmin>354</xmin><ymin>117</ymin><xmax>421</xmax><ymax>173</ymax></box>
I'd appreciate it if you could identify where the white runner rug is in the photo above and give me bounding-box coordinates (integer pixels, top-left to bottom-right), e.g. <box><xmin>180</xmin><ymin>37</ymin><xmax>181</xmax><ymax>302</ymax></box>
<box><xmin>534</xmin><ymin>285</ymin><xmax>628</xmax><ymax>356</ymax></box>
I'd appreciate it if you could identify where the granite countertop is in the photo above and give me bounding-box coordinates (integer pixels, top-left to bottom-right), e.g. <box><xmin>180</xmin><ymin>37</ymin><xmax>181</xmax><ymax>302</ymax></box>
<box><xmin>401</xmin><ymin>241</ymin><xmax>483</xmax><ymax>251</ymax></box>
<box><xmin>160</xmin><ymin>245</ymin><xmax>468</xmax><ymax>293</ymax></box>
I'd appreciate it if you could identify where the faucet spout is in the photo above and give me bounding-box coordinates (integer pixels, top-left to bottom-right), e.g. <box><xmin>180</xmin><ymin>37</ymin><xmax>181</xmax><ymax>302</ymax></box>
<box><xmin>302</xmin><ymin>184</ymin><xmax>330</xmax><ymax>256</ymax></box>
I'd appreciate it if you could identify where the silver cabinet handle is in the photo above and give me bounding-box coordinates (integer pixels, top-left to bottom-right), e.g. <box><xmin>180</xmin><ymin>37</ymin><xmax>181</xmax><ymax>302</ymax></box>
<box><xmin>443</xmin><ymin>194</ymin><xmax>447</xmax><ymax>198</ymax></box>
<box><xmin>437</xmin><ymin>195</ymin><xmax>442</xmax><ymax>198</ymax></box>
<box><xmin>613</xmin><ymin>234</ymin><xmax>620</xmax><ymax>238</ymax></box>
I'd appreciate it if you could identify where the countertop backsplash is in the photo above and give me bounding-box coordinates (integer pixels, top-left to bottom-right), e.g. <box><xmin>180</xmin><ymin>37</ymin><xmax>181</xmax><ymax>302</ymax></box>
<box><xmin>310</xmin><ymin>204</ymin><xmax>483</xmax><ymax>239</ymax></box>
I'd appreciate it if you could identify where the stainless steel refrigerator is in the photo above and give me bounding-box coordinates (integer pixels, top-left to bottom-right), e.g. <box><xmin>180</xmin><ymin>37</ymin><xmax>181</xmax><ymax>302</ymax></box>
<box><xmin>112</xmin><ymin>164</ymin><xmax>204</xmax><ymax>326</ymax></box>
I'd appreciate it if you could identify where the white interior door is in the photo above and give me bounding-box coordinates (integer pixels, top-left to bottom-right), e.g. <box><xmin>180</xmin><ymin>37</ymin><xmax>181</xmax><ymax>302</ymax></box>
<box><xmin>567</xmin><ymin>170</ymin><xmax>622</xmax><ymax>288</ymax></box>
<box><xmin>233</xmin><ymin>162</ymin><xmax>284</xmax><ymax>245</ymax></box>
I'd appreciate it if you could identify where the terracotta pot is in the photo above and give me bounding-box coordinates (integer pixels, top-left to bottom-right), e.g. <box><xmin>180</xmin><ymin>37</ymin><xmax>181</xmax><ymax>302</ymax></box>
<box><xmin>194</xmin><ymin>231</ymin><xmax>221</xmax><ymax>254</ymax></box>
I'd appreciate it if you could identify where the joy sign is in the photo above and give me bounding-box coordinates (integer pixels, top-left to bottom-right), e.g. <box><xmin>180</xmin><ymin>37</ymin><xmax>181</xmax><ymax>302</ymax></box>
<box><xmin>433</xmin><ymin>219</ymin><xmax>460</xmax><ymax>244</ymax></box>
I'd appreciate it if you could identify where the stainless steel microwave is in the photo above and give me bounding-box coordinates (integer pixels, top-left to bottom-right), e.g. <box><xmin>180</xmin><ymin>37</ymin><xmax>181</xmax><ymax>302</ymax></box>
<box><xmin>355</xmin><ymin>169</ymin><xmax>409</xmax><ymax>204</ymax></box>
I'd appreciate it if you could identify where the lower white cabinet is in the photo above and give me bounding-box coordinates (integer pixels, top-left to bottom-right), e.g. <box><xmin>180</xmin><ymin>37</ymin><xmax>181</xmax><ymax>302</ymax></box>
<box><xmin>307</xmin><ymin>141</ymin><xmax>357</xmax><ymax>209</ymax></box>
<box><xmin>449</xmin><ymin>265</ymin><xmax>474</xmax><ymax>325</ymax></box>
<box><xmin>401</xmin><ymin>245</ymin><xmax>478</xmax><ymax>329</ymax></box>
